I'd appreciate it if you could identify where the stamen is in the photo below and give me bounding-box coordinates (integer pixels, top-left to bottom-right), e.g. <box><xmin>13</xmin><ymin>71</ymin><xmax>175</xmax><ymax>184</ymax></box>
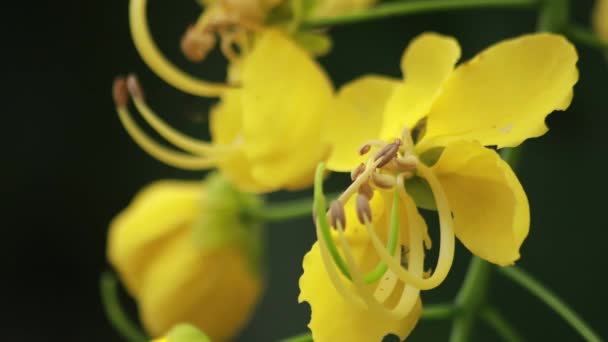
<box><xmin>364</xmin><ymin>165</ymin><xmax>455</xmax><ymax>290</ymax></box>
<box><xmin>125</xmin><ymin>74</ymin><xmax>229</xmax><ymax>156</ymax></box>
<box><xmin>181</xmin><ymin>25</ymin><xmax>217</xmax><ymax>62</ymax></box>
<box><xmin>356</xmin><ymin>194</ymin><xmax>372</xmax><ymax>224</ymax></box>
<box><xmin>116</xmin><ymin>106</ymin><xmax>218</xmax><ymax>170</ymax></box>
<box><xmin>337</xmin><ymin>158</ymin><xmax>384</xmax><ymax>204</ymax></box>
<box><xmin>371</xmin><ymin>172</ymin><xmax>396</xmax><ymax>189</ymax></box>
<box><xmin>112</xmin><ymin>77</ymin><xmax>129</xmax><ymax>108</ymax></box>
<box><xmin>359</xmin><ymin>143</ymin><xmax>371</xmax><ymax>156</ymax></box>
<box><xmin>329</xmin><ymin>201</ymin><xmax>346</xmax><ymax>229</ymax></box>
<box><xmin>374</xmin><ymin>142</ymin><xmax>400</xmax><ymax>168</ymax></box>
<box><xmin>350</xmin><ymin>163</ymin><xmax>366</xmax><ymax>181</ymax></box>
<box><xmin>358</xmin><ymin>181</ymin><xmax>374</xmax><ymax>200</ymax></box>
<box><xmin>129</xmin><ymin>0</ymin><xmax>231</xmax><ymax>97</ymax></box>
<box><xmin>395</xmin><ymin>153</ymin><xmax>418</xmax><ymax>171</ymax></box>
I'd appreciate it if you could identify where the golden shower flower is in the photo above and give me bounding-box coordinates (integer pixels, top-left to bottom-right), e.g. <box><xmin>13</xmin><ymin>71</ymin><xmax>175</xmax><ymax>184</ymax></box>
<box><xmin>299</xmin><ymin>165</ymin><xmax>424</xmax><ymax>342</ymax></box>
<box><xmin>593</xmin><ymin>0</ymin><xmax>608</xmax><ymax>42</ymax></box>
<box><xmin>113</xmin><ymin>28</ymin><xmax>332</xmax><ymax>193</ymax></box>
<box><xmin>107</xmin><ymin>174</ymin><xmax>264</xmax><ymax>341</ymax></box>
<box><xmin>300</xmin><ymin>32</ymin><xmax>578</xmax><ymax>341</ymax></box>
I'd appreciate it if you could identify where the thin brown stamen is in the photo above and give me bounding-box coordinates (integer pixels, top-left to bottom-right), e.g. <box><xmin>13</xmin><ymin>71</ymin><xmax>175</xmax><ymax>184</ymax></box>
<box><xmin>356</xmin><ymin>194</ymin><xmax>372</xmax><ymax>224</ymax></box>
<box><xmin>351</xmin><ymin>163</ymin><xmax>366</xmax><ymax>181</ymax></box>
<box><xmin>329</xmin><ymin>200</ymin><xmax>346</xmax><ymax>229</ymax></box>
<box><xmin>112</xmin><ymin>76</ymin><xmax>129</xmax><ymax>108</ymax></box>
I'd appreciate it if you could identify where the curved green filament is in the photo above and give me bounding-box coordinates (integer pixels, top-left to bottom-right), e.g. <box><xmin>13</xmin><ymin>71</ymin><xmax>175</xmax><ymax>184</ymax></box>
<box><xmin>314</xmin><ymin>163</ymin><xmax>400</xmax><ymax>284</ymax></box>
<box><xmin>314</xmin><ymin>163</ymin><xmax>351</xmax><ymax>279</ymax></box>
<box><xmin>363</xmin><ymin>188</ymin><xmax>400</xmax><ymax>283</ymax></box>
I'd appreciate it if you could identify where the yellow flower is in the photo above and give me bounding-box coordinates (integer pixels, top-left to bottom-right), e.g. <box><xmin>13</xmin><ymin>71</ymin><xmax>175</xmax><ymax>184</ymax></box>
<box><xmin>299</xmin><ymin>173</ymin><xmax>423</xmax><ymax>342</ymax></box>
<box><xmin>113</xmin><ymin>29</ymin><xmax>331</xmax><ymax>193</ymax></box>
<box><xmin>593</xmin><ymin>0</ymin><xmax>608</xmax><ymax>42</ymax></box>
<box><xmin>107</xmin><ymin>175</ymin><xmax>263</xmax><ymax>341</ymax></box>
<box><xmin>301</xmin><ymin>32</ymin><xmax>578</xmax><ymax>341</ymax></box>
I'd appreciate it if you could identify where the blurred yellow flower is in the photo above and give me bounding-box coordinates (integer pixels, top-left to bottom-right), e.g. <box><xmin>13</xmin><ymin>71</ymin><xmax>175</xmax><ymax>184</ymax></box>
<box><xmin>301</xmin><ymin>32</ymin><xmax>578</xmax><ymax>341</ymax></box>
<box><xmin>593</xmin><ymin>0</ymin><xmax>608</xmax><ymax>42</ymax></box>
<box><xmin>113</xmin><ymin>29</ymin><xmax>331</xmax><ymax>193</ymax></box>
<box><xmin>107</xmin><ymin>176</ymin><xmax>263</xmax><ymax>341</ymax></box>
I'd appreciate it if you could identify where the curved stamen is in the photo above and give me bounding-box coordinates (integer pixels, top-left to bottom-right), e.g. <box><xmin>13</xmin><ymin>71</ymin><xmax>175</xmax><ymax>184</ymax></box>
<box><xmin>126</xmin><ymin>75</ymin><xmax>232</xmax><ymax>157</ymax></box>
<box><xmin>116</xmin><ymin>106</ymin><xmax>218</xmax><ymax>170</ymax></box>
<box><xmin>129</xmin><ymin>0</ymin><xmax>231</xmax><ymax>97</ymax></box>
<box><xmin>336</xmin><ymin>216</ymin><xmax>421</xmax><ymax>319</ymax></box>
<box><xmin>315</xmin><ymin>163</ymin><xmax>400</xmax><ymax>284</ymax></box>
<box><xmin>365</xmin><ymin>163</ymin><xmax>455</xmax><ymax>290</ymax></box>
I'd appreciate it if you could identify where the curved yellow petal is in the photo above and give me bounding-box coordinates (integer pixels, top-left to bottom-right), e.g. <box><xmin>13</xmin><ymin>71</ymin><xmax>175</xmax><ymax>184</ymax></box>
<box><xmin>379</xmin><ymin>33</ymin><xmax>461</xmax><ymax>140</ymax></box>
<box><xmin>421</xmin><ymin>33</ymin><xmax>579</xmax><ymax>150</ymax></box>
<box><xmin>107</xmin><ymin>180</ymin><xmax>203</xmax><ymax>294</ymax></box>
<box><xmin>241</xmin><ymin>29</ymin><xmax>332</xmax><ymax>189</ymax></box>
<box><xmin>209</xmin><ymin>90</ymin><xmax>272</xmax><ymax>193</ymax></box>
<box><xmin>324</xmin><ymin>75</ymin><xmax>399</xmax><ymax>172</ymax></box>
<box><xmin>138</xmin><ymin>235</ymin><xmax>262</xmax><ymax>341</ymax></box>
<box><xmin>431</xmin><ymin>141</ymin><xmax>529</xmax><ymax>266</ymax></box>
<box><xmin>299</xmin><ymin>241</ymin><xmax>421</xmax><ymax>342</ymax></box>
<box><xmin>593</xmin><ymin>0</ymin><xmax>608</xmax><ymax>42</ymax></box>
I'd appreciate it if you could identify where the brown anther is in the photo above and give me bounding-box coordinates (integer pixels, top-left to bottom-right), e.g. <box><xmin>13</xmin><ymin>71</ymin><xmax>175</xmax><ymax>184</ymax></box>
<box><xmin>329</xmin><ymin>201</ymin><xmax>346</xmax><ymax>229</ymax></box>
<box><xmin>359</xmin><ymin>143</ymin><xmax>371</xmax><ymax>156</ymax></box>
<box><xmin>356</xmin><ymin>194</ymin><xmax>372</xmax><ymax>224</ymax></box>
<box><xmin>372</xmin><ymin>172</ymin><xmax>396</xmax><ymax>189</ymax></box>
<box><xmin>358</xmin><ymin>181</ymin><xmax>374</xmax><ymax>200</ymax></box>
<box><xmin>181</xmin><ymin>26</ymin><xmax>217</xmax><ymax>62</ymax></box>
<box><xmin>393</xmin><ymin>138</ymin><xmax>403</xmax><ymax>146</ymax></box>
<box><xmin>112</xmin><ymin>76</ymin><xmax>129</xmax><ymax>108</ymax></box>
<box><xmin>126</xmin><ymin>74</ymin><xmax>145</xmax><ymax>101</ymax></box>
<box><xmin>395</xmin><ymin>154</ymin><xmax>418</xmax><ymax>171</ymax></box>
<box><xmin>374</xmin><ymin>142</ymin><xmax>400</xmax><ymax>168</ymax></box>
<box><xmin>350</xmin><ymin>163</ymin><xmax>366</xmax><ymax>181</ymax></box>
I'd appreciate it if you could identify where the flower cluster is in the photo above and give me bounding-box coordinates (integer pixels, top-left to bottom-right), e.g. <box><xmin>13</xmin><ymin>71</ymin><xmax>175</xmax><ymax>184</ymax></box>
<box><xmin>104</xmin><ymin>1</ymin><xmax>598</xmax><ymax>341</ymax></box>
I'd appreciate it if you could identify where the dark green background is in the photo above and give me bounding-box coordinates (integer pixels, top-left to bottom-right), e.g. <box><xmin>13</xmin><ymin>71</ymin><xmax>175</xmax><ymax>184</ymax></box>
<box><xmin>5</xmin><ymin>0</ymin><xmax>606</xmax><ymax>340</ymax></box>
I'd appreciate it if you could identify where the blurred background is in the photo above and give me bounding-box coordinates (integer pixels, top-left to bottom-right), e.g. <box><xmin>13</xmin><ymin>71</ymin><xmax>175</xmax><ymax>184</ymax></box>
<box><xmin>5</xmin><ymin>0</ymin><xmax>607</xmax><ymax>340</ymax></box>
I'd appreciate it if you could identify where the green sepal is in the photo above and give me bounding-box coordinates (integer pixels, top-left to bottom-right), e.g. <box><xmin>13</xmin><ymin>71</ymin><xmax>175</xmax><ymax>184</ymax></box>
<box><xmin>293</xmin><ymin>31</ymin><xmax>332</xmax><ymax>56</ymax></box>
<box><xmin>405</xmin><ymin>176</ymin><xmax>437</xmax><ymax>211</ymax></box>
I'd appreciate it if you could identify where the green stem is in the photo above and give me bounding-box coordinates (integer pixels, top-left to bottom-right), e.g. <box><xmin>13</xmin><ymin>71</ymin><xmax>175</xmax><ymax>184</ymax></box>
<box><xmin>249</xmin><ymin>197</ymin><xmax>316</xmax><ymax>222</ymax></box>
<box><xmin>302</xmin><ymin>0</ymin><xmax>539</xmax><ymax>28</ymax></box>
<box><xmin>564</xmin><ymin>25</ymin><xmax>608</xmax><ymax>50</ymax></box>
<box><xmin>421</xmin><ymin>303</ymin><xmax>459</xmax><ymax>320</ymax></box>
<box><xmin>499</xmin><ymin>267</ymin><xmax>604</xmax><ymax>342</ymax></box>
<box><xmin>100</xmin><ymin>272</ymin><xmax>148</xmax><ymax>342</ymax></box>
<box><xmin>449</xmin><ymin>257</ymin><xmax>493</xmax><ymax>342</ymax></box>
<box><xmin>480</xmin><ymin>306</ymin><xmax>524</xmax><ymax>342</ymax></box>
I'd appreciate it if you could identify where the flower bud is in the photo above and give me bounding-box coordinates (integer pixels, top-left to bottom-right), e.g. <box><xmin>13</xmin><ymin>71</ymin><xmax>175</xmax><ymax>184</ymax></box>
<box><xmin>107</xmin><ymin>174</ymin><xmax>264</xmax><ymax>341</ymax></box>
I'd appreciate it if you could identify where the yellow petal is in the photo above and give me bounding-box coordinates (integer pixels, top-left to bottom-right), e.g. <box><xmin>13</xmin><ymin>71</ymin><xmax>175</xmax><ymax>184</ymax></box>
<box><xmin>138</xmin><ymin>233</ymin><xmax>262</xmax><ymax>341</ymax></box>
<box><xmin>379</xmin><ymin>33</ymin><xmax>461</xmax><ymax>140</ymax></box>
<box><xmin>209</xmin><ymin>90</ymin><xmax>272</xmax><ymax>193</ymax></box>
<box><xmin>241</xmin><ymin>29</ymin><xmax>332</xmax><ymax>189</ymax></box>
<box><xmin>431</xmin><ymin>141</ymin><xmax>529</xmax><ymax>266</ymax></box>
<box><xmin>421</xmin><ymin>33</ymin><xmax>578</xmax><ymax>150</ymax></box>
<box><xmin>107</xmin><ymin>180</ymin><xmax>203</xmax><ymax>294</ymax></box>
<box><xmin>324</xmin><ymin>75</ymin><xmax>399</xmax><ymax>172</ymax></box>
<box><xmin>593</xmin><ymin>0</ymin><xmax>608</xmax><ymax>42</ymax></box>
<box><xmin>299</xmin><ymin>241</ymin><xmax>421</xmax><ymax>342</ymax></box>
